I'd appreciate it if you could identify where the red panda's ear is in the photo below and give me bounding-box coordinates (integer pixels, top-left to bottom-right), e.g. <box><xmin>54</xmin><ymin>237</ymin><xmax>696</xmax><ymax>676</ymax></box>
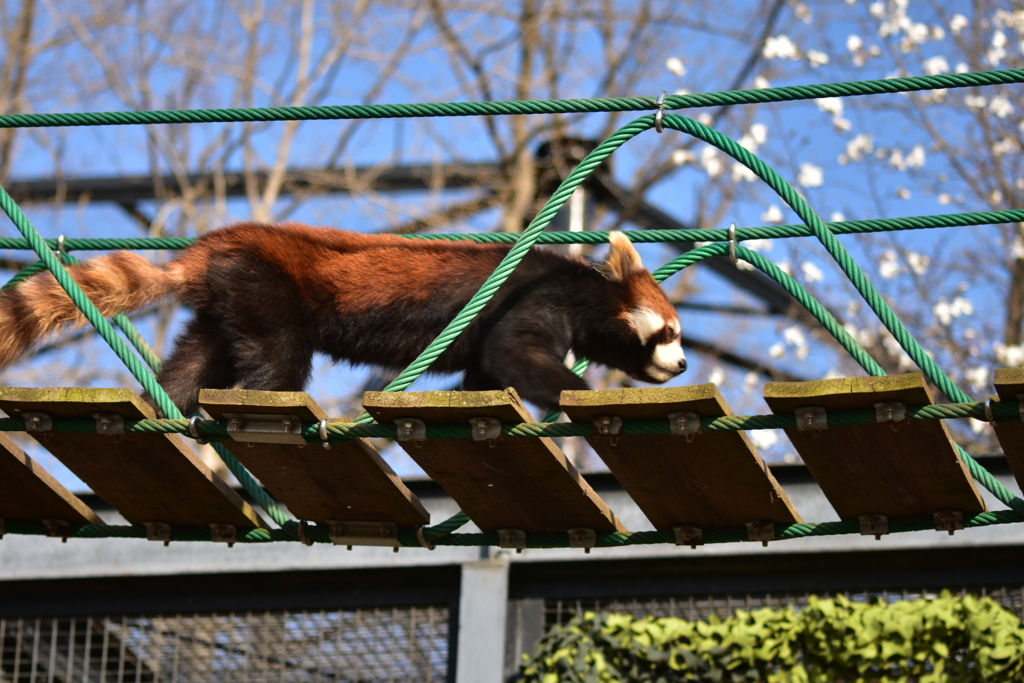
<box><xmin>603</xmin><ymin>231</ymin><xmax>645</xmax><ymax>281</ymax></box>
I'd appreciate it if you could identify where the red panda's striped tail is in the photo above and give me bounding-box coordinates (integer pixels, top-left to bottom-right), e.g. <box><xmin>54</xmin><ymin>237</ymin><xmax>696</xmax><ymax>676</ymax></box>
<box><xmin>0</xmin><ymin>252</ymin><xmax>178</xmax><ymax>370</ymax></box>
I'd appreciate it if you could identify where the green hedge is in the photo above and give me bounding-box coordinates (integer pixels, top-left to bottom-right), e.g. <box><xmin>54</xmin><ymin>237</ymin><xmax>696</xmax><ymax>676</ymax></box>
<box><xmin>520</xmin><ymin>592</ymin><xmax>1024</xmax><ymax>682</ymax></box>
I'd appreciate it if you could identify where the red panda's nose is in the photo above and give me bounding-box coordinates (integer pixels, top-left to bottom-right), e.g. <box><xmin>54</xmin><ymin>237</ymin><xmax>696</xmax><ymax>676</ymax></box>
<box><xmin>678</xmin><ymin>358</ymin><xmax>687</xmax><ymax>373</ymax></box>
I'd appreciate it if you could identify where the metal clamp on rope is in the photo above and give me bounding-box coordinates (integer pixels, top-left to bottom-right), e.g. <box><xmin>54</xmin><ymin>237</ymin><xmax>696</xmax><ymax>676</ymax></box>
<box><xmin>188</xmin><ymin>415</ymin><xmax>207</xmax><ymax>445</ymax></box>
<box><xmin>44</xmin><ymin>519</ymin><xmax>71</xmax><ymax>543</ymax></box>
<box><xmin>498</xmin><ymin>528</ymin><xmax>527</xmax><ymax>553</ymax></box>
<box><xmin>591</xmin><ymin>415</ymin><xmax>623</xmax><ymax>446</ymax></box>
<box><xmin>395</xmin><ymin>418</ymin><xmax>426</xmax><ymax>446</ymax></box>
<box><xmin>794</xmin><ymin>406</ymin><xmax>827</xmax><ymax>436</ymax></box>
<box><xmin>874</xmin><ymin>402</ymin><xmax>906</xmax><ymax>431</ymax></box>
<box><xmin>728</xmin><ymin>223</ymin><xmax>738</xmax><ymax>264</ymax></box>
<box><xmin>318</xmin><ymin>419</ymin><xmax>331</xmax><ymax>450</ymax></box>
<box><xmin>745</xmin><ymin>520</ymin><xmax>775</xmax><ymax>547</ymax></box>
<box><xmin>416</xmin><ymin>526</ymin><xmax>436</xmax><ymax>551</ymax></box>
<box><xmin>673</xmin><ymin>525</ymin><xmax>704</xmax><ymax>549</ymax></box>
<box><xmin>933</xmin><ymin>510</ymin><xmax>964</xmax><ymax>536</ymax></box>
<box><xmin>469</xmin><ymin>417</ymin><xmax>502</xmax><ymax>445</ymax></box>
<box><xmin>668</xmin><ymin>411</ymin><xmax>701</xmax><ymax>441</ymax></box>
<box><xmin>858</xmin><ymin>514</ymin><xmax>888</xmax><ymax>540</ymax></box>
<box><xmin>568</xmin><ymin>528</ymin><xmax>596</xmax><ymax>554</ymax></box>
<box><xmin>22</xmin><ymin>411</ymin><xmax>52</xmax><ymax>434</ymax></box>
<box><xmin>654</xmin><ymin>91</ymin><xmax>667</xmax><ymax>133</ymax></box>
<box><xmin>56</xmin><ymin>233</ymin><xmax>67</xmax><ymax>259</ymax></box>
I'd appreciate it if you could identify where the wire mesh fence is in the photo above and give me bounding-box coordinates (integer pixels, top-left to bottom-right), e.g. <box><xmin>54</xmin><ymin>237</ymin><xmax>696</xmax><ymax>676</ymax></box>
<box><xmin>0</xmin><ymin>605</ymin><xmax>449</xmax><ymax>682</ymax></box>
<box><xmin>545</xmin><ymin>584</ymin><xmax>1024</xmax><ymax>628</ymax></box>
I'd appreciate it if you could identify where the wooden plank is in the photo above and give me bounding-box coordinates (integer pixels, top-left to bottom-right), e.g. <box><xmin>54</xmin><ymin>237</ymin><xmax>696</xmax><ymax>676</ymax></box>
<box><xmin>200</xmin><ymin>389</ymin><xmax>429</xmax><ymax>527</ymax></box>
<box><xmin>362</xmin><ymin>389</ymin><xmax>625</xmax><ymax>534</ymax></box>
<box><xmin>0</xmin><ymin>386</ymin><xmax>266</xmax><ymax>528</ymax></box>
<box><xmin>763</xmin><ymin>373</ymin><xmax>986</xmax><ymax>520</ymax></box>
<box><xmin>560</xmin><ymin>386</ymin><xmax>802</xmax><ymax>530</ymax></box>
<box><xmin>990</xmin><ymin>368</ymin><xmax>1024</xmax><ymax>493</ymax></box>
<box><xmin>0</xmin><ymin>432</ymin><xmax>102</xmax><ymax>525</ymax></box>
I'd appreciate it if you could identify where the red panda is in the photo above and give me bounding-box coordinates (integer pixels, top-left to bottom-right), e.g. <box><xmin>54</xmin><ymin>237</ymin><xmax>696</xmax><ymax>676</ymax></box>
<box><xmin>0</xmin><ymin>223</ymin><xmax>686</xmax><ymax>415</ymax></box>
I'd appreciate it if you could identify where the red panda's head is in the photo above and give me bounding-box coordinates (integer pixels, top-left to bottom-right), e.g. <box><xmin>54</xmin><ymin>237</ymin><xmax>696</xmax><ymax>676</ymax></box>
<box><xmin>598</xmin><ymin>231</ymin><xmax>687</xmax><ymax>384</ymax></box>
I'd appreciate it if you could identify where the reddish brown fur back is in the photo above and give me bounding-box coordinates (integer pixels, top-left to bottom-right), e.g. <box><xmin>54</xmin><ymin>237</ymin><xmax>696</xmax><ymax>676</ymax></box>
<box><xmin>0</xmin><ymin>252</ymin><xmax>177</xmax><ymax>368</ymax></box>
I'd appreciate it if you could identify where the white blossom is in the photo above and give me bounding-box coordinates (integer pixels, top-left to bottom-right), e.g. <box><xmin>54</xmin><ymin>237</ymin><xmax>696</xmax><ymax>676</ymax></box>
<box><xmin>965</xmin><ymin>366</ymin><xmax>989</xmax><ymax>393</ymax></box>
<box><xmin>879</xmin><ymin>250</ymin><xmax>901</xmax><ymax>279</ymax></box>
<box><xmin>847</xmin><ymin>34</ymin><xmax>863</xmax><ymax>52</ymax></box>
<box><xmin>763</xmin><ymin>35</ymin><xmax>799</xmax><ymax>59</ymax></box>
<box><xmin>793</xmin><ymin>1</ymin><xmax>812</xmax><ymax>23</ymax></box>
<box><xmin>672</xmin><ymin>148</ymin><xmax>696</xmax><ymax>165</ymax></box>
<box><xmin>666</xmin><ymin>57</ymin><xmax>686</xmax><ymax>77</ymax></box>
<box><xmin>931</xmin><ymin>25</ymin><xmax>946</xmax><ymax>40</ymax></box>
<box><xmin>996</xmin><ymin>343</ymin><xmax>1024</xmax><ymax>367</ymax></box>
<box><xmin>708</xmin><ymin>365</ymin><xmax>726</xmax><ymax>386</ymax></box>
<box><xmin>993</xmin><ymin>137</ymin><xmax>1018</xmax><ymax>156</ymax></box>
<box><xmin>749</xmin><ymin>430</ymin><xmax>780</xmax><ymax>451</ymax></box>
<box><xmin>761</xmin><ymin>205</ymin><xmax>784</xmax><ymax>224</ymax></box>
<box><xmin>801</xmin><ymin>261</ymin><xmax>824</xmax><ymax>282</ymax></box>
<box><xmin>816</xmin><ymin>97</ymin><xmax>844</xmax><ymax>116</ymax></box>
<box><xmin>807</xmin><ymin>50</ymin><xmax>830</xmax><ymax>68</ymax></box>
<box><xmin>697</xmin><ymin>112</ymin><xmax>713</xmax><ymax>126</ymax></box>
<box><xmin>745</xmin><ymin>239</ymin><xmax>774</xmax><ymax>252</ymax></box>
<box><xmin>889</xmin><ymin>149</ymin><xmax>906</xmax><ymax>171</ymax></box>
<box><xmin>923</xmin><ymin>55</ymin><xmax>949</xmax><ymax>75</ymax></box>
<box><xmin>933</xmin><ymin>296</ymin><xmax>973</xmax><ymax>325</ymax></box>
<box><xmin>732</xmin><ymin>162</ymin><xmax>757</xmax><ymax>183</ymax></box>
<box><xmin>775</xmin><ymin>260</ymin><xmax>793</xmax><ymax>276</ymax></box>
<box><xmin>783</xmin><ymin>326</ymin><xmax>810</xmax><ymax>359</ymax></box>
<box><xmin>830</xmin><ymin>211</ymin><xmax>845</xmax><ymax>222</ymax></box>
<box><xmin>749</xmin><ymin>123</ymin><xmax>768</xmax><ymax>145</ymax></box>
<box><xmin>906</xmin><ymin>145</ymin><xmax>926</xmax><ymax>168</ymax></box>
<box><xmin>990</xmin><ymin>96</ymin><xmax>1014</xmax><ymax>118</ymax></box>
<box><xmin>843</xmin><ymin>134</ymin><xmax>874</xmax><ymax>163</ymax></box>
<box><xmin>897</xmin><ymin>187</ymin><xmax>911</xmax><ymax>199</ymax></box>
<box><xmin>950</xmin><ymin>14</ymin><xmax>969</xmax><ymax>35</ymax></box>
<box><xmin>906</xmin><ymin>252</ymin><xmax>930</xmax><ymax>275</ymax></box>
<box><xmin>965</xmin><ymin>95</ymin><xmax>987</xmax><ymax>109</ymax></box>
<box><xmin>744</xmin><ymin>372</ymin><xmax>760</xmax><ymax>392</ymax></box>
<box><xmin>700</xmin><ymin>146</ymin><xmax>722</xmax><ymax>177</ymax></box>
<box><xmin>754</xmin><ymin>76</ymin><xmax>771</xmax><ymax>89</ymax></box>
<box><xmin>938</xmin><ymin>193</ymin><xmax>952</xmax><ymax>205</ymax></box>
<box><xmin>798</xmin><ymin>162</ymin><xmax>824</xmax><ymax>188</ymax></box>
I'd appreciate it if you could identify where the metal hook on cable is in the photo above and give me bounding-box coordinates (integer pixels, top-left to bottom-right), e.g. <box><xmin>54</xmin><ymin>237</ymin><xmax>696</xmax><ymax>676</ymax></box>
<box><xmin>655</xmin><ymin>91</ymin><xmax>667</xmax><ymax>134</ymax></box>
<box><xmin>728</xmin><ymin>223</ymin><xmax>738</xmax><ymax>264</ymax></box>
<box><xmin>56</xmin><ymin>234</ymin><xmax>67</xmax><ymax>262</ymax></box>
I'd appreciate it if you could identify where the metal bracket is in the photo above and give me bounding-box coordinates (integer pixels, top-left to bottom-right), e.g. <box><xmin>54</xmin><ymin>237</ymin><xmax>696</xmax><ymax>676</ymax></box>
<box><xmin>22</xmin><ymin>412</ymin><xmax>52</xmax><ymax>433</ymax></box>
<box><xmin>568</xmin><ymin>528</ymin><xmax>596</xmax><ymax>553</ymax></box>
<box><xmin>591</xmin><ymin>415</ymin><xmax>623</xmax><ymax>446</ymax></box>
<box><xmin>326</xmin><ymin>520</ymin><xmax>399</xmax><ymax>548</ymax></box>
<box><xmin>210</xmin><ymin>523</ymin><xmax>238</xmax><ymax>547</ymax></box>
<box><xmin>225</xmin><ymin>413</ymin><xmax>305</xmax><ymax>445</ymax></box>
<box><xmin>395</xmin><ymin>418</ymin><xmax>427</xmax><ymax>443</ymax></box>
<box><xmin>874</xmin><ymin>402</ymin><xmax>907</xmax><ymax>430</ymax></box>
<box><xmin>858</xmin><ymin>514</ymin><xmax>889</xmax><ymax>540</ymax></box>
<box><xmin>497</xmin><ymin>528</ymin><xmax>527</xmax><ymax>553</ymax></box>
<box><xmin>469</xmin><ymin>417</ymin><xmax>502</xmax><ymax>442</ymax></box>
<box><xmin>934</xmin><ymin>510</ymin><xmax>964</xmax><ymax>535</ymax></box>
<box><xmin>673</xmin><ymin>525</ymin><xmax>704</xmax><ymax>549</ymax></box>
<box><xmin>297</xmin><ymin>520</ymin><xmax>314</xmax><ymax>546</ymax></box>
<box><xmin>794</xmin><ymin>406</ymin><xmax>827</xmax><ymax>435</ymax></box>
<box><xmin>668</xmin><ymin>411</ymin><xmax>701</xmax><ymax>441</ymax></box>
<box><xmin>746</xmin><ymin>520</ymin><xmax>775</xmax><ymax>546</ymax></box>
<box><xmin>93</xmin><ymin>412</ymin><xmax>125</xmax><ymax>435</ymax></box>
<box><xmin>43</xmin><ymin>518</ymin><xmax>71</xmax><ymax>542</ymax></box>
<box><xmin>145</xmin><ymin>522</ymin><xmax>173</xmax><ymax>546</ymax></box>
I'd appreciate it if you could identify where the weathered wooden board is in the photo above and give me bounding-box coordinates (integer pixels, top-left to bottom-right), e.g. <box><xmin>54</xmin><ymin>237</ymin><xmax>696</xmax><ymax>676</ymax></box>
<box><xmin>362</xmin><ymin>389</ymin><xmax>625</xmax><ymax>534</ymax></box>
<box><xmin>200</xmin><ymin>389</ymin><xmax>429</xmax><ymax>527</ymax></box>
<box><xmin>763</xmin><ymin>373</ymin><xmax>985</xmax><ymax>520</ymax></box>
<box><xmin>0</xmin><ymin>387</ymin><xmax>266</xmax><ymax>528</ymax></box>
<box><xmin>560</xmin><ymin>386</ymin><xmax>802</xmax><ymax>530</ymax></box>
<box><xmin>0</xmin><ymin>432</ymin><xmax>102</xmax><ymax>524</ymax></box>
<box><xmin>990</xmin><ymin>368</ymin><xmax>1024</xmax><ymax>493</ymax></box>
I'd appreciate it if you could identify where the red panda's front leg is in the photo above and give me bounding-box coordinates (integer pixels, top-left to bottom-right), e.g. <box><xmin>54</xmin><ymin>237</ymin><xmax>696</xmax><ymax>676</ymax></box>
<box><xmin>463</xmin><ymin>338</ymin><xmax>588</xmax><ymax>413</ymax></box>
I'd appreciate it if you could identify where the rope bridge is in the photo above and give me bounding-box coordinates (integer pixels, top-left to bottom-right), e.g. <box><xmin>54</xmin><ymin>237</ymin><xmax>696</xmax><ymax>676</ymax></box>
<box><xmin>1</xmin><ymin>68</ymin><xmax>1023</xmax><ymax>549</ymax></box>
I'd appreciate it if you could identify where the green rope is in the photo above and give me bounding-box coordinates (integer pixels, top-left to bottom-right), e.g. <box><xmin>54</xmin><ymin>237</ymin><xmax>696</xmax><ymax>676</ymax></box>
<box><xmin>1</xmin><ymin>209</ymin><xmax>1023</xmax><ymax>252</ymax></box>
<box><xmin>0</xmin><ymin>69</ymin><xmax>1020</xmax><ymax>130</ymax></box>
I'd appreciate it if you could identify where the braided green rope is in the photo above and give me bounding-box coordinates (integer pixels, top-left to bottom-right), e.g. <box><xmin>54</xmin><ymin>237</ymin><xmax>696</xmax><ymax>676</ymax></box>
<box><xmin>2</xmin><ymin>260</ymin><xmax>49</xmax><ymax>289</ymax></box>
<box><xmin>1</xmin><ymin>209</ymin><xmax>1023</xmax><ymax>253</ymax></box>
<box><xmin>0</xmin><ymin>69</ymin><xmax>1021</xmax><ymax>130</ymax></box>
<box><xmin>5</xmin><ymin>506</ymin><xmax>1023</xmax><ymax>546</ymax></box>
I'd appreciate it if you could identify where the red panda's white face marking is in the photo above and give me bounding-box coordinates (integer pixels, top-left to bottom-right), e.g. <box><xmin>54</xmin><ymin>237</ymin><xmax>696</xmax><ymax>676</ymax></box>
<box><xmin>626</xmin><ymin>307</ymin><xmax>686</xmax><ymax>383</ymax></box>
